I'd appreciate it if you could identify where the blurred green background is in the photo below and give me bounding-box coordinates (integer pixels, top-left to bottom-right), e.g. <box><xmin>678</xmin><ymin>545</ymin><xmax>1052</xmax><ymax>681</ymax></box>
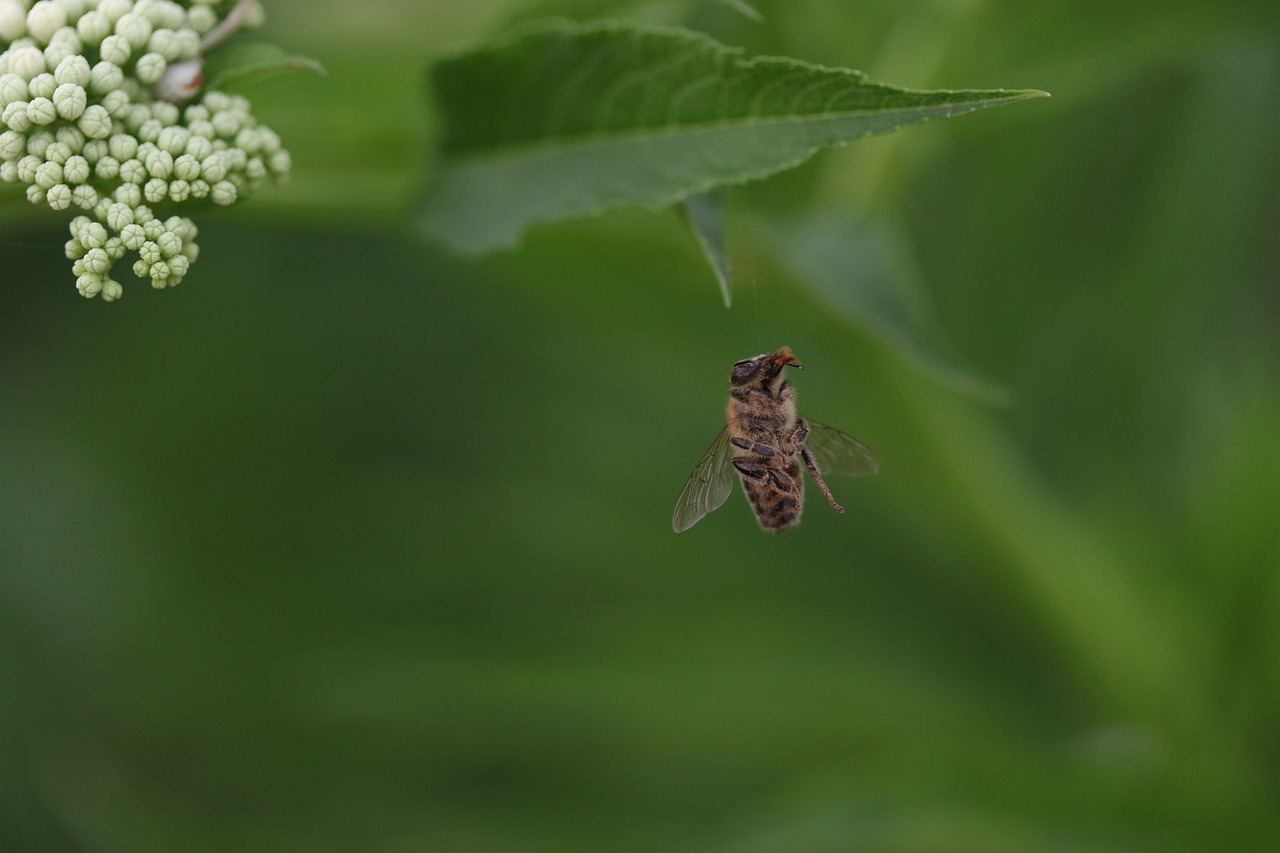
<box><xmin>3</xmin><ymin>1</ymin><xmax>1280</xmax><ymax>850</ymax></box>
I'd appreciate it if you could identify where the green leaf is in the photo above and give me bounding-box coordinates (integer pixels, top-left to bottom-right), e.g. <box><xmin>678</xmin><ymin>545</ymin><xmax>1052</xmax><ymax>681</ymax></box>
<box><xmin>712</xmin><ymin>0</ymin><xmax>763</xmax><ymax>22</ymax></box>
<box><xmin>680</xmin><ymin>190</ymin><xmax>733</xmax><ymax>307</ymax></box>
<box><xmin>775</xmin><ymin>212</ymin><xmax>1008</xmax><ymax>403</ymax></box>
<box><xmin>203</xmin><ymin>40</ymin><xmax>326</xmax><ymax>91</ymax></box>
<box><xmin>503</xmin><ymin>0</ymin><xmax>638</xmax><ymax>25</ymax></box>
<box><xmin>503</xmin><ymin>0</ymin><xmax>760</xmax><ymax>25</ymax></box>
<box><xmin>418</xmin><ymin>21</ymin><xmax>1046</xmax><ymax>254</ymax></box>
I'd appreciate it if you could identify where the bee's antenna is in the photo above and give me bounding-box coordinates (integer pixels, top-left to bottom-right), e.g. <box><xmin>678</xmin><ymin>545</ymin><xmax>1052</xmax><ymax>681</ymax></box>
<box><xmin>787</xmin><ymin>362</ymin><xmax>804</xmax><ymax>370</ymax></box>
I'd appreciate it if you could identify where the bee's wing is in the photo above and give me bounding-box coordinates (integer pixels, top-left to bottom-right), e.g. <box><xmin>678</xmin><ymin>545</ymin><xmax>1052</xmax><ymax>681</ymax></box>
<box><xmin>804</xmin><ymin>420</ymin><xmax>879</xmax><ymax>477</ymax></box>
<box><xmin>672</xmin><ymin>426</ymin><xmax>736</xmax><ymax>532</ymax></box>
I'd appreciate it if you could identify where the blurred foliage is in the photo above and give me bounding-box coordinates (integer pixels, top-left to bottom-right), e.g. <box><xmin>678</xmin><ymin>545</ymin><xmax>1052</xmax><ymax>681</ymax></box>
<box><xmin>2</xmin><ymin>1</ymin><xmax>1279</xmax><ymax>851</ymax></box>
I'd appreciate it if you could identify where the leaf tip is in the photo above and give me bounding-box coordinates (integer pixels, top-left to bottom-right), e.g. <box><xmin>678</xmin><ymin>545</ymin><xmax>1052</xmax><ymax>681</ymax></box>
<box><xmin>717</xmin><ymin>0</ymin><xmax>764</xmax><ymax>22</ymax></box>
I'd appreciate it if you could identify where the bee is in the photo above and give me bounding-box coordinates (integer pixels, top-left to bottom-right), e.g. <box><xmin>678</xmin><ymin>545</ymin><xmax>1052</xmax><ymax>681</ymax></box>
<box><xmin>673</xmin><ymin>346</ymin><xmax>878</xmax><ymax>533</ymax></box>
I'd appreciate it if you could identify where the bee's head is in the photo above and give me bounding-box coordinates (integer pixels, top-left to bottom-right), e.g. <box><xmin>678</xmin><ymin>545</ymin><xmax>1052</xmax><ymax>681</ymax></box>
<box><xmin>729</xmin><ymin>346</ymin><xmax>803</xmax><ymax>392</ymax></box>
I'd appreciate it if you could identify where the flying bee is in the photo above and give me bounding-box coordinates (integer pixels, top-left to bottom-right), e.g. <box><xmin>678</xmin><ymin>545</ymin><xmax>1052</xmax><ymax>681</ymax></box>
<box><xmin>673</xmin><ymin>346</ymin><xmax>879</xmax><ymax>533</ymax></box>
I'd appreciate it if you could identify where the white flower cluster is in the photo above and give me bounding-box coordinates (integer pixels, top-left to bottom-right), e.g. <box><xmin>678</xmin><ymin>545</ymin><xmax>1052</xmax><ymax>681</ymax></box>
<box><xmin>0</xmin><ymin>0</ymin><xmax>287</xmax><ymax>300</ymax></box>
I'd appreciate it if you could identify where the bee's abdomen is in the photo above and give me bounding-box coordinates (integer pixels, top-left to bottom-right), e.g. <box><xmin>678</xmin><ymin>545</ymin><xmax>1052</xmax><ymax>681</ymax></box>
<box><xmin>741</xmin><ymin>460</ymin><xmax>804</xmax><ymax>533</ymax></box>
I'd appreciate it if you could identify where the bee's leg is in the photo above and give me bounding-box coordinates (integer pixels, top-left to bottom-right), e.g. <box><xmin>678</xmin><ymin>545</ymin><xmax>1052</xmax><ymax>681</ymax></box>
<box><xmin>800</xmin><ymin>447</ymin><xmax>845</xmax><ymax>514</ymax></box>
<box><xmin>729</xmin><ymin>436</ymin><xmax>783</xmax><ymax>458</ymax></box>
<box><xmin>782</xmin><ymin>418</ymin><xmax>810</xmax><ymax>456</ymax></box>
<box><xmin>790</xmin><ymin>416</ymin><xmax>846</xmax><ymax>510</ymax></box>
<box><xmin>733</xmin><ymin>456</ymin><xmax>799</xmax><ymax>493</ymax></box>
<box><xmin>767</xmin><ymin>467</ymin><xmax>799</xmax><ymax>492</ymax></box>
<box><xmin>792</xmin><ymin>418</ymin><xmax>810</xmax><ymax>445</ymax></box>
<box><xmin>731</xmin><ymin>456</ymin><xmax>771</xmax><ymax>482</ymax></box>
